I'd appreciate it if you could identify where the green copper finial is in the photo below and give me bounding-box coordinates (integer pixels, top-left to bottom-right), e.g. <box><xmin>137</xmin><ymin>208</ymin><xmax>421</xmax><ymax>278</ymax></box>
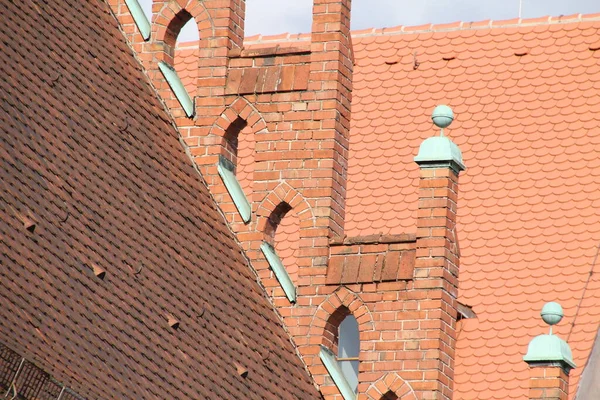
<box><xmin>432</xmin><ymin>105</ymin><xmax>454</xmax><ymax>136</ymax></box>
<box><xmin>541</xmin><ymin>302</ymin><xmax>563</xmax><ymax>334</ymax></box>
<box><xmin>523</xmin><ymin>302</ymin><xmax>576</xmax><ymax>373</ymax></box>
<box><xmin>414</xmin><ymin>105</ymin><xmax>465</xmax><ymax>174</ymax></box>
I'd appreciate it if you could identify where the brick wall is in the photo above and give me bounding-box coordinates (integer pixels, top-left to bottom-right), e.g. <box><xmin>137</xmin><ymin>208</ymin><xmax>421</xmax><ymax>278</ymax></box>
<box><xmin>108</xmin><ymin>1</ymin><xmax>462</xmax><ymax>399</ymax></box>
<box><xmin>413</xmin><ymin>167</ymin><xmax>461</xmax><ymax>399</ymax></box>
<box><xmin>529</xmin><ymin>366</ymin><xmax>569</xmax><ymax>400</ymax></box>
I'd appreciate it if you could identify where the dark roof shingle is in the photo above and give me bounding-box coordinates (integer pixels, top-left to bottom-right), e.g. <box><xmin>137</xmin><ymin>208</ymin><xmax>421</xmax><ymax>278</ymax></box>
<box><xmin>0</xmin><ymin>1</ymin><xmax>320</xmax><ymax>399</ymax></box>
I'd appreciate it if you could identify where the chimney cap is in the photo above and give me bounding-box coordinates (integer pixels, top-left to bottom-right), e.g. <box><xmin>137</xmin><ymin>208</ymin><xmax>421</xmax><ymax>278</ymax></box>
<box><xmin>523</xmin><ymin>302</ymin><xmax>576</xmax><ymax>373</ymax></box>
<box><xmin>414</xmin><ymin>135</ymin><xmax>465</xmax><ymax>173</ymax></box>
<box><xmin>415</xmin><ymin>105</ymin><xmax>465</xmax><ymax>174</ymax></box>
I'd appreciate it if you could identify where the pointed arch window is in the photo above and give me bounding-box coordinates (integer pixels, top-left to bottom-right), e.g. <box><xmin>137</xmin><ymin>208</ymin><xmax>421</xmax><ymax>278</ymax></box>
<box><xmin>156</xmin><ymin>8</ymin><xmax>199</xmax><ymax>118</ymax></box>
<box><xmin>320</xmin><ymin>310</ymin><xmax>360</xmax><ymax>399</ymax></box>
<box><xmin>338</xmin><ymin>315</ymin><xmax>359</xmax><ymax>391</ymax></box>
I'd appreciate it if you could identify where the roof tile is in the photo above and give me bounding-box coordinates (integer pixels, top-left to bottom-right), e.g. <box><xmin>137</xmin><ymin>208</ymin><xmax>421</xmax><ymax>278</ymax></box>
<box><xmin>347</xmin><ymin>15</ymin><xmax>600</xmax><ymax>399</ymax></box>
<box><xmin>0</xmin><ymin>2</ymin><xmax>320</xmax><ymax>399</ymax></box>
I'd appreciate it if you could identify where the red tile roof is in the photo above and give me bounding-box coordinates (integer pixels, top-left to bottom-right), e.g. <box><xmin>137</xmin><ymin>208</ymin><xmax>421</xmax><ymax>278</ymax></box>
<box><xmin>0</xmin><ymin>1</ymin><xmax>320</xmax><ymax>399</ymax></box>
<box><xmin>348</xmin><ymin>14</ymin><xmax>600</xmax><ymax>399</ymax></box>
<box><xmin>175</xmin><ymin>13</ymin><xmax>600</xmax><ymax>399</ymax></box>
<box><xmin>175</xmin><ymin>44</ymin><xmax>198</xmax><ymax>97</ymax></box>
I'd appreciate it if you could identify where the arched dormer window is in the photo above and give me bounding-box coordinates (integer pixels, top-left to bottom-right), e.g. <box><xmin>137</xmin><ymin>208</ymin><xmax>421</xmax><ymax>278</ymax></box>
<box><xmin>320</xmin><ymin>307</ymin><xmax>360</xmax><ymax>399</ymax></box>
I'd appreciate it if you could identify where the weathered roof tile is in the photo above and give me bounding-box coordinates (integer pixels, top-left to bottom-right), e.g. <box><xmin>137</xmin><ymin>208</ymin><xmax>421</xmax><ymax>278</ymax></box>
<box><xmin>0</xmin><ymin>1</ymin><xmax>320</xmax><ymax>399</ymax></box>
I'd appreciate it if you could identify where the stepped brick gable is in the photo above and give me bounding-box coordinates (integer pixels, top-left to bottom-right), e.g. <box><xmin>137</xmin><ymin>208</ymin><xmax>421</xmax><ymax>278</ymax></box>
<box><xmin>108</xmin><ymin>0</ymin><xmax>475</xmax><ymax>397</ymax></box>
<box><xmin>170</xmin><ymin>10</ymin><xmax>600</xmax><ymax>399</ymax></box>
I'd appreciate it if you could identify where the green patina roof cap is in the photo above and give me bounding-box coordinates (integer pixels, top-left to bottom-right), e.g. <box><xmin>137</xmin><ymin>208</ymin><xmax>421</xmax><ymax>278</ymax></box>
<box><xmin>414</xmin><ymin>136</ymin><xmax>466</xmax><ymax>171</ymax></box>
<box><xmin>524</xmin><ymin>334</ymin><xmax>576</xmax><ymax>369</ymax></box>
<box><xmin>541</xmin><ymin>301</ymin><xmax>564</xmax><ymax>326</ymax></box>
<box><xmin>414</xmin><ymin>105</ymin><xmax>466</xmax><ymax>173</ymax></box>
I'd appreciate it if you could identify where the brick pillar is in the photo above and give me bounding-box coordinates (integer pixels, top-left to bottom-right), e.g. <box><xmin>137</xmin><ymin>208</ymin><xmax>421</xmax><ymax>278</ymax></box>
<box><xmin>309</xmin><ymin>0</ymin><xmax>353</xmax><ymax>238</ymax></box>
<box><xmin>524</xmin><ymin>302</ymin><xmax>575</xmax><ymax>400</ymax></box>
<box><xmin>413</xmin><ymin>167</ymin><xmax>460</xmax><ymax>400</ymax></box>
<box><xmin>528</xmin><ymin>366</ymin><xmax>569</xmax><ymax>400</ymax></box>
<box><xmin>413</xmin><ymin>123</ymin><xmax>465</xmax><ymax>399</ymax></box>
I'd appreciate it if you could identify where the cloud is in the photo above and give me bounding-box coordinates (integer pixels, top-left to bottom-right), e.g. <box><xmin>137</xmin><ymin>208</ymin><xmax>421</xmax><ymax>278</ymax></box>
<box><xmin>245</xmin><ymin>0</ymin><xmax>312</xmax><ymax>36</ymax></box>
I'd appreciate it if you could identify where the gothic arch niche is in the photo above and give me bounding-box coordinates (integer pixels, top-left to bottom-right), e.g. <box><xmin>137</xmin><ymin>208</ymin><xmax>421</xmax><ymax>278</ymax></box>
<box><xmin>319</xmin><ymin>305</ymin><xmax>360</xmax><ymax>397</ymax></box>
<box><xmin>232</xmin><ymin>120</ymin><xmax>255</xmax><ymax>201</ymax></box>
<box><xmin>215</xmin><ymin>98</ymin><xmax>264</xmax><ymax>188</ymax></box>
<box><xmin>309</xmin><ymin>288</ymin><xmax>374</xmax><ymax>398</ymax></box>
<box><xmin>256</xmin><ymin>183</ymin><xmax>314</xmax><ymax>303</ymax></box>
<box><xmin>265</xmin><ymin>202</ymin><xmax>300</xmax><ymax>284</ymax></box>
<box><xmin>211</xmin><ymin>99</ymin><xmax>264</xmax><ymax>223</ymax></box>
<box><xmin>168</xmin><ymin>9</ymin><xmax>199</xmax><ymax>98</ymax></box>
<box><xmin>311</xmin><ymin>287</ymin><xmax>373</xmax><ymax>342</ymax></box>
<box><xmin>151</xmin><ymin>1</ymin><xmax>214</xmax><ymax>104</ymax></box>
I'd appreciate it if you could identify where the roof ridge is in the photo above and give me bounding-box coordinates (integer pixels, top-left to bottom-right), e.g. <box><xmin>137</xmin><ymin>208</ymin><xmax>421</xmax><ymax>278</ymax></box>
<box><xmin>353</xmin><ymin>12</ymin><xmax>600</xmax><ymax>37</ymax></box>
<box><xmin>175</xmin><ymin>12</ymin><xmax>600</xmax><ymax>48</ymax></box>
<box><xmin>175</xmin><ymin>32</ymin><xmax>311</xmax><ymax>48</ymax></box>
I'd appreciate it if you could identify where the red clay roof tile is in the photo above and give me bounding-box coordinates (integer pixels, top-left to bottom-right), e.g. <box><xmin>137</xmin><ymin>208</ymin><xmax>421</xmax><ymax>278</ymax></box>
<box><xmin>345</xmin><ymin>14</ymin><xmax>600</xmax><ymax>399</ymax></box>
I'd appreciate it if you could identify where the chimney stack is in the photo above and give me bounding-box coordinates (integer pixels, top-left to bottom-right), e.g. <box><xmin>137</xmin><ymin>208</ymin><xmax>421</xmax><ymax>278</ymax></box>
<box><xmin>413</xmin><ymin>105</ymin><xmax>465</xmax><ymax>399</ymax></box>
<box><xmin>524</xmin><ymin>302</ymin><xmax>575</xmax><ymax>400</ymax></box>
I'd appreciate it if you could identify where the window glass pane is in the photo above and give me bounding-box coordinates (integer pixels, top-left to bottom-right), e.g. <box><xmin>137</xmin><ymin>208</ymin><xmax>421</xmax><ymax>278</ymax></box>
<box><xmin>338</xmin><ymin>315</ymin><xmax>359</xmax><ymax>392</ymax></box>
<box><xmin>340</xmin><ymin>360</ymin><xmax>359</xmax><ymax>393</ymax></box>
<box><xmin>339</xmin><ymin>315</ymin><xmax>359</xmax><ymax>358</ymax></box>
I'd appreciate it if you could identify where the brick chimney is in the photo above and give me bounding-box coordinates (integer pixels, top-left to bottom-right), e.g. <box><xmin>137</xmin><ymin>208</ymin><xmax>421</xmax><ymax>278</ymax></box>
<box><xmin>524</xmin><ymin>302</ymin><xmax>575</xmax><ymax>400</ymax></box>
<box><xmin>528</xmin><ymin>368</ymin><xmax>570</xmax><ymax>400</ymax></box>
<box><xmin>413</xmin><ymin>105</ymin><xmax>465</xmax><ymax>399</ymax></box>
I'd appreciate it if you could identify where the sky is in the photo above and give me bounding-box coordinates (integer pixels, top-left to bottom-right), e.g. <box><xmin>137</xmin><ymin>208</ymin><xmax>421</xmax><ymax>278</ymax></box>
<box><xmin>139</xmin><ymin>0</ymin><xmax>600</xmax><ymax>42</ymax></box>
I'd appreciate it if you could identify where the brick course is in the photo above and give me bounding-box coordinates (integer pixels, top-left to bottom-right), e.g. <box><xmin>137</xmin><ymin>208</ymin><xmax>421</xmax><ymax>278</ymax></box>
<box><xmin>528</xmin><ymin>366</ymin><xmax>570</xmax><ymax>400</ymax></box>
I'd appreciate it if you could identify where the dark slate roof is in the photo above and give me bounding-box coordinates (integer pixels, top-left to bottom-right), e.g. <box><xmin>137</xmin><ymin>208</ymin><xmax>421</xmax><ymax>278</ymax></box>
<box><xmin>0</xmin><ymin>1</ymin><xmax>320</xmax><ymax>399</ymax></box>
